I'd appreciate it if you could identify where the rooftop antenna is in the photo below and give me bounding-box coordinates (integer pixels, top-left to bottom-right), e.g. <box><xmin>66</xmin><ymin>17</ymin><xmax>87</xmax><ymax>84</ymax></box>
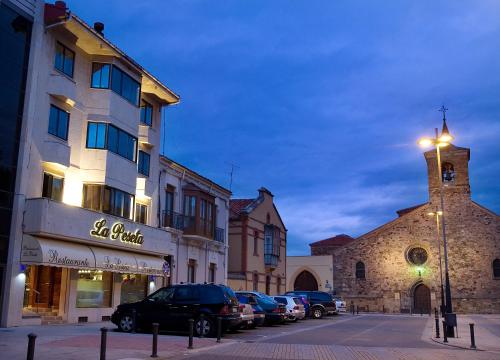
<box><xmin>226</xmin><ymin>162</ymin><xmax>240</xmax><ymax>192</ymax></box>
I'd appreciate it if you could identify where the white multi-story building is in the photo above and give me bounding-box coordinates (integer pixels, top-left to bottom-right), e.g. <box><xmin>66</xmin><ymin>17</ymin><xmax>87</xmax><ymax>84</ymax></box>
<box><xmin>0</xmin><ymin>1</ymin><xmax>230</xmax><ymax>327</ymax></box>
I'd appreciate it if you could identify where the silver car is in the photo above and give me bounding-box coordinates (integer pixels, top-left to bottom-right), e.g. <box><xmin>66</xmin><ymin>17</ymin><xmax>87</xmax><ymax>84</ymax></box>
<box><xmin>273</xmin><ymin>296</ymin><xmax>306</xmax><ymax>321</ymax></box>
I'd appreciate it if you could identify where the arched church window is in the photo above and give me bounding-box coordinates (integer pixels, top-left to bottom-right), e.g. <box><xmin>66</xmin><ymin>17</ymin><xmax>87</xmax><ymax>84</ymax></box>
<box><xmin>407</xmin><ymin>247</ymin><xmax>428</xmax><ymax>265</ymax></box>
<box><xmin>442</xmin><ymin>162</ymin><xmax>455</xmax><ymax>183</ymax></box>
<box><xmin>355</xmin><ymin>261</ymin><xmax>365</xmax><ymax>279</ymax></box>
<box><xmin>493</xmin><ymin>259</ymin><xmax>500</xmax><ymax>279</ymax></box>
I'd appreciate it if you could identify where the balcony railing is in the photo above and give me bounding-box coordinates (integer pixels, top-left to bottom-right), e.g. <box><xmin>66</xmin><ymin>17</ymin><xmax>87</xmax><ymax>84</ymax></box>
<box><xmin>162</xmin><ymin>210</ymin><xmax>185</xmax><ymax>231</ymax></box>
<box><xmin>215</xmin><ymin>227</ymin><xmax>225</xmax><ymax>243</ymax></box>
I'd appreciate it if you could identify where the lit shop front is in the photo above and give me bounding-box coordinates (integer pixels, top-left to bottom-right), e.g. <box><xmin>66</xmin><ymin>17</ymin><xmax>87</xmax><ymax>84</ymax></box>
<box><xmin>20</xmin><ymin>200</ymin><xmax>175</xmax><ymax>324</ymax></box>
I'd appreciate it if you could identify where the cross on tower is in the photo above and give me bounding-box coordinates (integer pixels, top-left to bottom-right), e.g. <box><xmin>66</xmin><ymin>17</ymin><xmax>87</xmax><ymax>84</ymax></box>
<box><xmin>438</xmin><ymin>105</ymin><xmax>448</xmax><ymax>120</ymax></box>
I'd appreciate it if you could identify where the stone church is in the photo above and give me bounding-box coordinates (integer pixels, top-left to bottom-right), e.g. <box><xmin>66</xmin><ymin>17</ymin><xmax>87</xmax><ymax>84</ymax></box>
<box><xmin>296</xmin><ymin>122</ymin><xmax>500</xmax><ymax>314</ymax></box>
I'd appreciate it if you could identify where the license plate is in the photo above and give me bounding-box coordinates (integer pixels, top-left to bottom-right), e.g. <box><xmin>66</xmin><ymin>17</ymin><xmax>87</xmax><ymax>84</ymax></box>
<box><xmin>232</xmin><ymin>307</ymin><xmax>238</xmax><ymax>313</ymax></box>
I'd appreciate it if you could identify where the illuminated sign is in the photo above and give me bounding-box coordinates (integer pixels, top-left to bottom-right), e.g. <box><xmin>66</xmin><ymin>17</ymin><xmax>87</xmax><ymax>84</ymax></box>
<box><xmin>90</xmin><ymin>219</ymin><xmax>144</xmax><ymax>246</ymax></box>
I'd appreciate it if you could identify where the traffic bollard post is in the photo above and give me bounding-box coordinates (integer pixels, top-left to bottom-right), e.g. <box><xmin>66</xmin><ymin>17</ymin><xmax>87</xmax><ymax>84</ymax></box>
<box><xmin>151</xmin><ymin>323</ymin><xmax>159</xmax><ymax>358</ymax></box>
<box><xmin>469</xmin><ymin>323</ymin><xmax>476</xmax><ymax>349</ymax></box>
<box><xmin>217</xmin><ymin>317</ymin><xmax>222</xmax><ymax>343</ymax></box>
<box><xmin>442</xmin><ymin>321</ymin><xmax>448</xmax><ymax>343</ymax></box>
<box><xmin>188</xmin><ymin>319</ymin><xmax>194</xmax><ymax>349</ymax></box>
<box><xmin>26</xmin><ymin>333</ymin><xmax>37</xmax><ymax>360</ymax></box>
<box><xmin>100</xmin><ymin>327</ymin><xmax>108</xmax><ymax>360</ymax></box>
<box><xmin>435</xmin><ymin>318</ymin><xmax>440</xmax><ymax>338</ymax></box>
<box><xmin>356</xmin><ymin>306</ymin><xmax>359</xmax><ymax>315</ymax></box>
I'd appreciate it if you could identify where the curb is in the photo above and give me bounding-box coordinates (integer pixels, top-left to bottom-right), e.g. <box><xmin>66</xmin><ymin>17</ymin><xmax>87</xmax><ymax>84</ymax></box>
<box><xmin>429</xmin><ymin>337</ymin><xmax>484</xmax><ymax>351</ymax></box>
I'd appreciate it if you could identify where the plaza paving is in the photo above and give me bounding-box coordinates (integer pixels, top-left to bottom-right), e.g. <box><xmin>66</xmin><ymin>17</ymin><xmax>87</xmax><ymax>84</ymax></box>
<box><xmin>1</xmin><ymin>313</ymin><xmax>500</xmax><ymax>359</ymax></box>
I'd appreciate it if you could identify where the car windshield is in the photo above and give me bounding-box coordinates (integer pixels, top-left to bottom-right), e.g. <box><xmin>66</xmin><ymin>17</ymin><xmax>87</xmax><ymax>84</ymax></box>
<box><xmin>259</xmin><ymin>293</ymin><xmax>277</xmax><ymax>303</ymax></box>
<box><xmin>274</xmin><ymin>297</ymin><xmax>287</xmax><ymax>304</ymax></box>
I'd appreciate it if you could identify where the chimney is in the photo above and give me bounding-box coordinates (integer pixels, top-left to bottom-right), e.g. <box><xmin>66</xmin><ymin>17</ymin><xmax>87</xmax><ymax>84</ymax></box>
<box><xmin>93</xmin><ymin>22</ymin><xmax>104</xmax><ymax>36</ymax></box>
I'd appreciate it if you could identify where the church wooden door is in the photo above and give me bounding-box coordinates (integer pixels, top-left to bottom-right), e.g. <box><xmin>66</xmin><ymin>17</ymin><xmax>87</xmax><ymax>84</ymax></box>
<box><xmin>293</xmin><ymin>271</ymin><xmax>318</xmax><ymax>291</ymax></box>
<box><xmin>413</xmin><ymin>284</ymin><xmax>431</xmax><ymax>314</ymax></box>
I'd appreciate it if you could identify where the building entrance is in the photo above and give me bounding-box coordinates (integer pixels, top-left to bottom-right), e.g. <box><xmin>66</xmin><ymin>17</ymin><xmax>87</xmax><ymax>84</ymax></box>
<box><xmin>413</xmin><ymin>283</ymin><xmax>431</xmax><ymax>314</ymax></box>
<box><xmin>23</xmin><ymin>265</ymin><xmax>62</xmax><ymax>315</ymax></box>
<box><xmin>293</xmin><ymin>270</ymin><xmax>318</xmax><ymax>291</ymax></box>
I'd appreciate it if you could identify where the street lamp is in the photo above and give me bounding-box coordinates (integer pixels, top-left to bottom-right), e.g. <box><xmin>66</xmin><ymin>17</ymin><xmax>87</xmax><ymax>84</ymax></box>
<box><xmin>418</xmin><ymin>108</ymin><xmax>455</xmax><ymax>337</ymax></box>
<box><xmin>428</xmin><ymin>211</ymin><xmax>445</xmax><ymax>317</ymax></box>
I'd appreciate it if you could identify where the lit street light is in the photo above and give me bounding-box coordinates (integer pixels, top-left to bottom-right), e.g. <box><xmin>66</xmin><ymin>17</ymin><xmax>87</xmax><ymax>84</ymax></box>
<box><xmin>418</xmin><ymin>106</ymin><xmax>455</xmax><ymax>337</ymax></box>
<box><xmin>428</xmin><ymin>210</ymin><xmax>445</xmax><ymax>317</ymax></box>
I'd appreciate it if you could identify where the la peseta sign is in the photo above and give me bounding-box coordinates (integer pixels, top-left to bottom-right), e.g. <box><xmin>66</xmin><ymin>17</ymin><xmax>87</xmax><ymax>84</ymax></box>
<box><xmin>90</xmin><ymin>219</ymin><xmax>144</xmax><ymax>246</ymax></box>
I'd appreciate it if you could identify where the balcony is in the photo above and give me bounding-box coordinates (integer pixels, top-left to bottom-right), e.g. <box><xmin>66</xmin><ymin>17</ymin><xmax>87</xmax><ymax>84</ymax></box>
<box><xmin>264</xmin><ymin>254</ymin><xmax>279</xmax><ymax>269</ymax></box>
<box><xmin>160</xmin><ymin>211</ymin><xmax>225</xmax><ymax>243</ymax></box>
<box><xmin>161</xmin><ymin>210</ymin><xmax>185</xmax><ymax>231</ymax></box>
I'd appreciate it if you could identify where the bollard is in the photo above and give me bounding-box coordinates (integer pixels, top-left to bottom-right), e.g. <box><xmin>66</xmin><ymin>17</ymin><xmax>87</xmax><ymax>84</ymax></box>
<box><xmin>382</xmin><ymin>305</ymin><xmax>385</xmax><ymax>313</ymax></box>
<box><xmin>26</xmin><ymin>333</ymin><xmax>37</xmax><ymax>360</ymax></box>
<box><xmin>435</xmin><ymin>317</ymin><xmax>440</xmax><ymax>338</ymax></box>
<box><xmin>100</xmin><ymin>327</ymin><xmax>108</xmax><ymax>360</ymax></box>
<box><xmin>188</xmin><ymin>319</ymin><xmax>194</xmax><ymax>349</ymax></box>
<box><xmin>469</xmin><ymin>323</ymin><xmax>476</xmax><ymax>349</ymax></box>
<box><xmin>132</xmin><ymin>309</ymin><xmax>137</xmax><ymax>333</ymax></box>
<box><xmin>199</xmin><ymin>314</ymin><xmax>205</xmax><ymax>338</ymax></box>
<box><xmin>151</xmin><ymin>323</ymin><xmax>159</xmax><ymax>358</ymax></box>
<box><xmin>442</xmin><ymin>321</ymin><xmax>448</xmax><ymax>343</ymax></box>
<box><xmin>434</xmin><ymin>308</ymin><xmax>438</xmax><ymax>318</ymax></box>
<box><xmin>216</xmin><ymin>317</ymin><xmax>222</xmax><ymax>343</ymax></box>
<box><xmin>356</xmin><ymin>306</ymin><xmax>359</xmax><ymax>315</ymax></box>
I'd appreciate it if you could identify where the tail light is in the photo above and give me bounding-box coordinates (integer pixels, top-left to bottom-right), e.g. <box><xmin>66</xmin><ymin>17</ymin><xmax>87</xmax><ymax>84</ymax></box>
<box><xmin>219</xmin><ymin>305</ymin><xmax>230</xmax><ymax>315</ymax></box>
<box><xmin>280</xmin><ymin>307</ymin><xmax>286</xmax><ymax>313</ymax></box>
<box><xmin>238</xmin><ymin>304</ymin><xmax>245</xmax><ymax>313</ymax></box>
<box><xmin>272</xmin><ymin>307</ymin><xmax>281</xmax><ymax>313</ymax></box>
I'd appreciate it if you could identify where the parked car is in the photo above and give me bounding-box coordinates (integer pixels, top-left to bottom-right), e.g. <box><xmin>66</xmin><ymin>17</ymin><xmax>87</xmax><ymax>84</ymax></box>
<box><xmin>236</xmin><ymin>291</ymin><xmax>286</xmax><ymax>324</ymax></box>
<box><xmin>237</xmin><ymin>293</ymin><xmax>265</xmax><ymax>327</ymax></box>
<box><xmin>111</xmin><ymin>283</ymin><xmax>241</xmax><ymax>337</ymax></box>
<box><xmin>273</xmin><ymin>296</ymin><xmax>306</xmax><ymax>321</ymax></box>
<box><xmin>332</xmin><ymin>297</ymin><xmax>346</xmax><ymax>312</ymax></box>
<box><xmin>292</xmin><ymin>294</ymin><xmax>310</xmax><ymax>317</ymax></box>
<box><xmin>284</xmin><ymin>291</ymin><xmax>336</xmax><ymax>319</ymax></box>
<box><xmin>235</xmin><ymin>302</ymin><xmax>255</xmax><ymax>329</ymax></box>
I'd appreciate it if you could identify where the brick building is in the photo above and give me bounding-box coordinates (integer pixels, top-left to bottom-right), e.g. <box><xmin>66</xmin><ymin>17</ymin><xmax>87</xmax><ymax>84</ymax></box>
<box><xmin>311</xmin><ymin>123</ymin><xmax>500</xmax><ymax>314</ymax></box>
<box><xmin>228</xmin><ymin>188</ymin><xmax>287</xmax><ymax>294</ymax></box>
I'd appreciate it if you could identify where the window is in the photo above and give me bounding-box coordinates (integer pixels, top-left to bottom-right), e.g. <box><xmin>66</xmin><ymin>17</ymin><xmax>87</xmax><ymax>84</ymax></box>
<box><xmin>135</xmin><ymin>203</ymin><xmax>147</xmax><ymax>224</ymax></box>
<box><xmin>120</xmin><ymin>274</ymin><xmax>147</xmax><ymax>304</ymax></box>
<box><xmin>54</xmin><ymin>42</ymin><xmax>74</xmax><ymax>77</ymax></box>
<box><xmin>138</xmin><ymin>150</ymin><xmax>150</xmax><ymax>176</ymax></box>
<box><xmin>148</xmin><ymin>287</ymin><xmax>174</xmax><ymax>303</ymax></box>
<box><xmin>76</xmin><ymin>270</ymin><xmax>112</xmax><ymax>308</ymax></box>
<box><xmin>253</xmin><ymin>230</ymin><xmax>259</xmax><ymax>256</ymax></box>
<box><xmin>493</xmin><ymin>259</ymin><xmax>500</xmax><ymax>279</ymax></box>
<box><xmin>140</xmin><ymin>100</ymin><xmax>153</xmax><ymax>126</ymax></box>
<box><xmin>86</xmin><ymin>122</ymin><xmax>107</xmax><ymax>149</ymax></box>
<box><xmin>252</xmin><ymin>273</ymin><xmax>259</xmax><ymax>291</ymax></box>
<box><xmin>208</xmin><ymin>263</ymin><xmax>216</xmax><ymax>283</ymax></box>
<box><xmin>82</xmin><ymin>184</ymin><xmax>134</xmax><ymax>219</ymax></box>
<box><xmin>91</xmin><ymin>62</ymin><xmax>111</xmax><ymax>89</ymax></box>
<box><xmin>355</xmin><ymin>261</ymin><xmax>365</xmax><ymax>279</ymax></box>
<box><xmin>86</xmin><ymin>123</ymin><xmax>137</xmax><ymax>162</ymax></box>
<box><xmin>42</xmin><ymin>172</ymin><xmax>64</xmax><ymax>201</ymax></box>
<box><xmin>442</xmin><ymin>162</ymin><xmax>455</xmax><ymax>183</ymax></box>
<box><xmin>111</xmin><ymin>65</ymin><xmax>140</xmax><ymax>106</ymax></box>
<box><xmin>187</xmin><ymin>259</ymin><xmax>196</xmax><ymax>283</ymax></box>
<box><xmin>48</xmin><ymin>105</ymin><xmax>69</xmax><ymax>140</ymax></box>
<box><xmin>264</xmin><ymin>225</ymin><xmax>279</xmax><ymax>267</ymax></box>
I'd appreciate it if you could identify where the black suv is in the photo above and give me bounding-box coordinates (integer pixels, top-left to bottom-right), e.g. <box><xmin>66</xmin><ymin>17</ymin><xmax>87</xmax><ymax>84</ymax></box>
<box><xmin>284</xmin><ymin>291</ymin><xmax>336</xmax><ymax>319</ymax></box>
<box><xmin>111</xmin><ymin>284</ymin><xmax>241</xmax><ymax>336</ymax></box>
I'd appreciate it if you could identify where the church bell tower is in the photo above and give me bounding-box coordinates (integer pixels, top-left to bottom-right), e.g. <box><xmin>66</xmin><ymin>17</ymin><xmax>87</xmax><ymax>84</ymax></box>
<box><xmin>424</xmin><ymin>118</ymin><xmax>471</xmax><ymax>203</ymax></box>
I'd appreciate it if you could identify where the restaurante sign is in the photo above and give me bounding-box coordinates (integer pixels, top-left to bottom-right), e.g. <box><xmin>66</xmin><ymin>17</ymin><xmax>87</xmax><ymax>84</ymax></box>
<box><xmin>90</xmin><ymin>219</ymin><xmax>144</xmax><ymax>245</ymax></box>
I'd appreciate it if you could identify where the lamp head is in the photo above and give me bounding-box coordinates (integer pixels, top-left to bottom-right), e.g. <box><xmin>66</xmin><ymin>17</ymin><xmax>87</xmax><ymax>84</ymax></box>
<box><xmin>418</xmin><ymin>138</ymin><xmax>434</xmax><ymax>148</ymax></box>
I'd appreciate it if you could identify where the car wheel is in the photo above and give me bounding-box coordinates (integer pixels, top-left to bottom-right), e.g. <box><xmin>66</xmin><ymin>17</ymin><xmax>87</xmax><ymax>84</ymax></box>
<box><xmin>312</xmin><ymin>308</ymin><xmax>324</xmax><ymax>319</ymax></box>
<box><xmin>118</xmin><ymin>314</ymin><xmax>135</xmax><ymax>332</ymax></box>
<box><xmin>195</xmin><ymin>317</ymin><xmax>213</xmax><ymax>337</ymax></box>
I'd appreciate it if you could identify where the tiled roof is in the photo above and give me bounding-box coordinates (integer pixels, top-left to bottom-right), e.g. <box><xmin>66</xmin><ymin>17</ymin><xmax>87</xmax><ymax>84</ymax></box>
<box><xmin>229</xmin><ymin>199</ymin><xmax>254</xmax><ymax>219</ymax></box>
<box><xmin>309</xmin><ymin>234</ymin><xmax>354</xmax><ymax>247</ymax></box>
<box><xmin>396</xmin><ymin>203</ymin><xmax>426</xmax><ymax>217</ymax></box>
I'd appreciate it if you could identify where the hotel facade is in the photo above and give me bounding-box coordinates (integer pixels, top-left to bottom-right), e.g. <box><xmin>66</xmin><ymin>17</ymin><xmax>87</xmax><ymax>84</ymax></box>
<box><xmin>0</xmin><ymin>0</ymin><xmax>230</xmax><ymax>327</ymax></box>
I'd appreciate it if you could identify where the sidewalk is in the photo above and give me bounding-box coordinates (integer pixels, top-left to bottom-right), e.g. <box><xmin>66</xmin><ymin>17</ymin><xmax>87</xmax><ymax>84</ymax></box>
<box><xmin>0</xmin><ymin>321</ymin><xmax>230</xmax><ymax>360</ymax></box>
<box><xmin>426</xmin><ymin>314</ymin><xmax>500</xmax><ymax>352</ymax></box>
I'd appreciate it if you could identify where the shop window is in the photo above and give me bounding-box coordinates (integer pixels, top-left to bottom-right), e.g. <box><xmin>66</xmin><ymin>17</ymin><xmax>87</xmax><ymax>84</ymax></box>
<box><xmin>355</xmin><ymin>261</ymin><xmax>365</xmax><ymax>279</ymax></box>
<box><xmin>140</xmin><ymin>100</ymin><xmax>153</xmax><ymax>126</ymax></box>
<box><xmin>54</xmin><ymin>41</ymin><xmax>74</xmax><ymax>77</ymax></box>
<box><xmin>493</xmin><ymin>259</ymin><xmax>500</xmax><ymax>279</ymax></box>
<box><xmin>110</xmin><ymin>65</ymin><xmax>140</xmax><ymax>106</ymax></box>
<box><xmin>76</xmin><ymin>270</ymin><xmax>113</xmax><ymax>308</ymax></box>
<box><xmin>187</xmin><ymin>259</ymin><xmax>196</xmax><ymax>283</ymax></box>
<box><xmin>135</xmin><ymin>203</ymin><xmax>147</xmax><ymax>224</ymax></box>
<box><xmin>138</xmin><ymin>150</ymin><xmax>150</xmax><ymax>176</ymax></box>
<box><xmin>120</xmin><ymin>274</ymin><xmax>148</xmax><ymax>304</ymax></box>
<box><xmin>48</xmin><ymin>104</ymin><xmax>69</xmax><ymax>140</ymax></box>
<box><xmin>91</xmin><ymin>62</ymin><xmax>111</xmax><ymax>89</ymax></box>
<box><xmin>42</xmin><ymin>172</ymin><xmax>64</xmax><ymax>201</ymax></box>
<box><xmin>208</xmin><ymin>263</ymin><xmax>216</xmax><ymax>283</ymax></box>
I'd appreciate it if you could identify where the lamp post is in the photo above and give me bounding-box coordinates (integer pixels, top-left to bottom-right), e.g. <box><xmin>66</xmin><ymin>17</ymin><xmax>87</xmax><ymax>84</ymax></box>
<box><xmin>428</xmin><ymin>211</ymin><xmax>445</xmax><ymax>317</ymax></box>
<box><xmin>418</xmin><ymin>109</ymin><xmax>454</xmax><ymax>337</ymax></box>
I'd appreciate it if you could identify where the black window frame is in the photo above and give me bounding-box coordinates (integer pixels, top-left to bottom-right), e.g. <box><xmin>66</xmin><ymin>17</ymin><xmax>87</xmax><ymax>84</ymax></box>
<box><xmin>54</xmin><ymin>41</ymin><xmax>75</xmax><ymax>78</ymax></box>
<box><xmin>493</xmin><ymin>259</ymin><xmax>500</xmax><ymax>279</ymax></box>
<box><xmin>90</xmin><ymin>62</ymin><xmax>111</xmax><ymax>89</ymax></box>
<box><xmin>110</xmin><ymin>65</ymin><xmax>141</xmax><ymax>106</ymax></box>
<box><xmin>140</xmin><ymin>99</ymin><xmax>153</xmax><ymax>126</ymax></box>
<box><xmin>135</xmin><ymin>202</ymin><xmax>147</xmax><ymax>224</ymax></box>
<box><xmin>85</xmin><ymin>122</ymin><xmax>137</xmax><ymax>162</ymax></box>
<box><xmin>138</xmin><ymin>150</ymin><xmax>150</xmax><ymax>176</ymax></box>
<box><xmin>82</xmin><ymin>184</ymin><xmax>135</xmax><ymax>220</ymax></box>
<box><xmin>48</xmin><ymin>104</ymin><xmax>70</xmax><ymax>141</ymax></box>
<box><xmin>355</xmin><ymin>261</ymin><xmax>366</xmax><ymax>280</ymax></box>
<box><xmin>42</xmin><ymin>172</ymin><xmax>64</xmax><ymax>202</ymax></box>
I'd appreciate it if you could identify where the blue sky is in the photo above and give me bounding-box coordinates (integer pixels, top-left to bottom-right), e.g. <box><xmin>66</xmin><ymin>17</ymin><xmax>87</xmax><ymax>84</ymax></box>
<box><xmin>69</xmin><ymin>0</ymin><xmax>500</xmax><ymax>255</ymax></box>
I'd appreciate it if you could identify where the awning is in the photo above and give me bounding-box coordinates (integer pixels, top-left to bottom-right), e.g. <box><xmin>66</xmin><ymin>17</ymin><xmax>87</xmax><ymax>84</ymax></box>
<box><xmin>21</xmin><ymin>235</ymin><xmax>95</xmax><ymax>269</ymax></box>
<box><xmin>21</xmin><ymin>236</ymin><xmax>165</xmax><ymax>276</ymax></box>
<box><xmin>90</xmin><ymin>246</ymin><xmax>138</xmax><ymax>274</ymax></box>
